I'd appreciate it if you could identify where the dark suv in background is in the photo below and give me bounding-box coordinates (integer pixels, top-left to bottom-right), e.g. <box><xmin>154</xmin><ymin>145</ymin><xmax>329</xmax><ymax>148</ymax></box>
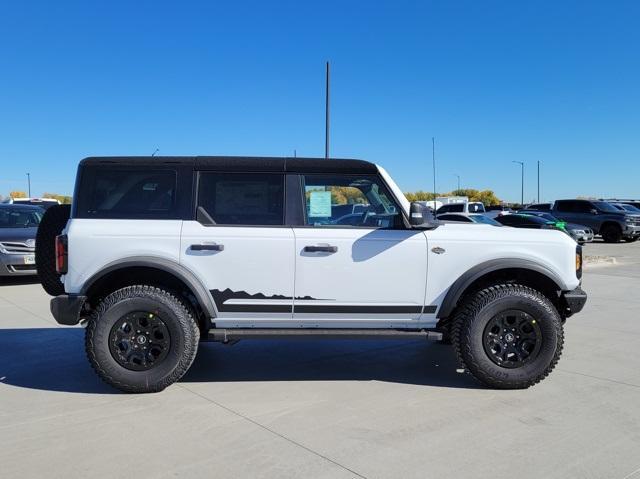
<box><xmin>552</xmin><ymin>200</ymin><xmax>640</xmax><ymax>243</ymax></box>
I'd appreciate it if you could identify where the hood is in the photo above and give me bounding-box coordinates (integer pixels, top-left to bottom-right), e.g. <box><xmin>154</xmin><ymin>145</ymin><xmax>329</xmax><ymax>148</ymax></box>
<box><xmin>0</xmin><ymin>227</ymin><xmax>38</xmax><ymax>243</ymax></box>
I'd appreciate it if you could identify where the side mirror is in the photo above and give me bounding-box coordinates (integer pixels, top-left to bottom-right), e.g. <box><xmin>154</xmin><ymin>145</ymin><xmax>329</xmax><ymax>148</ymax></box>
<box><xmin>409</xmin><ymin>202</ymin><xmax>439</xmax><ymax>228</ymax></box>
<box><xmin>590</xmin><ymin>209</ymin><xmax>598</xmax><ymax>215</ymax></box>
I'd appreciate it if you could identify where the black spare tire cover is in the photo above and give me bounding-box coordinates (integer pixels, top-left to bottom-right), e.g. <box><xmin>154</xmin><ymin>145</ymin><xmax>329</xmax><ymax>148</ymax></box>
<box><xmin>36</xmin><ymin>204</ymin><xmax>71</xmax><ymax>296</ymax></box>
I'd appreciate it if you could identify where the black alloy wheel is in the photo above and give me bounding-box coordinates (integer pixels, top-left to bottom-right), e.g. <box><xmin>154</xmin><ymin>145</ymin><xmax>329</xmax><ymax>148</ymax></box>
<box><xmin>451</xmin><ymin>283</ymin><xmax>564</xmax><ymax>389</ymax></box>
<box><xmin>482</xmin><ymin>309</ymin><xmax>542</xmax><ymax>369</ymax></box>
<box><xmin>109</xmin><ymin>311</ymin><xmax>171</xmax><ymax>371</ymax></box>
<box><xmin>86</xmin><ymin>285</ymin><xmax>200</xmax><ymax>393</ymax></box>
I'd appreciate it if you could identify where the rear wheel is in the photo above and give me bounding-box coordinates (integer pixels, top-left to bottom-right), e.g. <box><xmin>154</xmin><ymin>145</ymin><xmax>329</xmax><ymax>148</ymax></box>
<box><xmin>452</xmin><ymin>284</ymin><xmax>563</xmax><ymax>389</ymax></box>
<box><xmin>35</xmin><ymin>204</ymin><xmax>71</xmax><ymax>296</ymax></box>
<box><xmin>601</xmin><ymin>224</ymin><xmax>622</xmax><ymax>243</ymax></box>
<box><xmin>86</xmin><ymin>285</ymin><xmax>200</xmax><ymax>393</ymax></box>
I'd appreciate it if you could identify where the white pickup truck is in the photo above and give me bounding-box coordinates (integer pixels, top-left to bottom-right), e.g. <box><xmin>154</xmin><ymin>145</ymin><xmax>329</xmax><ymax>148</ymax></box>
<box><xmin>37</xmin><ymin>156</ymin><xmax>586</xmax><ymax>393</ymax></box>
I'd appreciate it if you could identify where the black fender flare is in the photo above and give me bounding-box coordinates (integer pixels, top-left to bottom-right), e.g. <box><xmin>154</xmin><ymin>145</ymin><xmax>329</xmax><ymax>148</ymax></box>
<box><xmin>436</xmin><ymin>258</ymin><xmax>567</xmax><ymax>319</ymax></box>
<box><xmin>80</xmin><ymin>256</ymin><xmax>217</xmax><ymax>319</ymax></box>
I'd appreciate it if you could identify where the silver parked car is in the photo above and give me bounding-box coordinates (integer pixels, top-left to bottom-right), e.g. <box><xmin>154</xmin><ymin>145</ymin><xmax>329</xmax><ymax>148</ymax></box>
<box><xmin>0</xmin><ymin>204</ymin><xmax>43</xmax><ymax>276</ymax></box>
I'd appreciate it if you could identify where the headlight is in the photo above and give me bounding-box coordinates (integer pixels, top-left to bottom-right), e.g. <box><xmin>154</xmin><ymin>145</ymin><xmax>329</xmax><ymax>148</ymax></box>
<box><xmin>25</xmin><ymin>239</ymin><xmax>36</xmax><ymax>248</ymax></box>
<box><xmin>574</xmin><ymin>230</ymin><xmax>585</xmax><ymax>235</ymax></box>
<box><xmin>625</xmin><ymin>217</ymin><xmax>633</xmax><ymax>223</ymax></box>
<box><xmin>0</xmin><ymin>245</ymin><xmax>7</xmax><ymax>254</ymax></box>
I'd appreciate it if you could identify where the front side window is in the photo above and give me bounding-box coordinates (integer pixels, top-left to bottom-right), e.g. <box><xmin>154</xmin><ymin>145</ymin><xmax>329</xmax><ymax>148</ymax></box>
<box><xmin>197</xmin><ymin>172</ymin><xmax>285</xmax><ymax>225</ymax></box>
<box><xmin>302</xmin><ymin>174</ymin><xmax>402</xmax><ymax>228</ymax></box>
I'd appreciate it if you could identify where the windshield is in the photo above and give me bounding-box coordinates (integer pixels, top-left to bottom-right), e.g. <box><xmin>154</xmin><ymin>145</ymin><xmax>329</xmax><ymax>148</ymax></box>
<box><xmin>593</xmin><ymin>201</ymin><xmax>623</xmax><ymax>213</ymax></box>
<box><xmin>0</xmin><ymin>208</ymin><xmax>43</xmax><ymax>228</ymax></box>
<box><xmin>620</xmin><ymin>204</ymin><xmax>640</xmax><ymax>212</ymax></box>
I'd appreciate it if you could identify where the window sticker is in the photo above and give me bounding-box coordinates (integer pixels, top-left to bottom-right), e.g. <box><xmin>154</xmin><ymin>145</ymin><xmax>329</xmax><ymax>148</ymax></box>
<box><xmin>309</xmin><ymin>191</ymin><xmax>332</xmax><ymax>217</ymax></box>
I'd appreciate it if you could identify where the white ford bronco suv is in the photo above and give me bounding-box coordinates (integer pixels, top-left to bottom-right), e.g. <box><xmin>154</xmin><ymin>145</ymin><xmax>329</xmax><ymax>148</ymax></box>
<box><xmin>37</xmin><ymin>156</ymin><xmax>586</xmax><ymax>393</ymax></box>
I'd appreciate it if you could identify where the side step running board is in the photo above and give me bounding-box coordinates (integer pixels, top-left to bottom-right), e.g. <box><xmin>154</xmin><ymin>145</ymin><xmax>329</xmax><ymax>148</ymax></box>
<box><xmin>207</xmin><ymin>328</ymin><xmax>443</xmax><ymax>342</ymax></box>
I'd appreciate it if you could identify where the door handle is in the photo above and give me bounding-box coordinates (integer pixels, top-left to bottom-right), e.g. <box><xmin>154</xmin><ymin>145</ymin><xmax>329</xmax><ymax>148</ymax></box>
<box><xmin>304</xmin><ymin>245</ymin><xmax>338</xmax><ymax>253</ymax></box>
<box><xmin>191</xmin><ymin>243</ymin><xmax>224</xmax><ymax>251</ymax></box>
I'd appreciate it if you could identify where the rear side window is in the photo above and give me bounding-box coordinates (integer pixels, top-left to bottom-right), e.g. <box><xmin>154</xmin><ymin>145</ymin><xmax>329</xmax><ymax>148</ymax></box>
<box><xmin>555</xmin><ymin>201</ymin><xmax>575</xmax><ymax>212</ymax></box>
<box><xmin>197</xmin><ymin>172</ymin><xmax>285</xmax><ymax>225</ymax></box>
<box><xmin>468</xmin><ymin>203</ymin><xmax>485</xmax><ymax>213</ymax></box>
<box><xmin>78</xmin><ymin>169</ymin><xmax>177</xmax><ymax>219</ymax></box>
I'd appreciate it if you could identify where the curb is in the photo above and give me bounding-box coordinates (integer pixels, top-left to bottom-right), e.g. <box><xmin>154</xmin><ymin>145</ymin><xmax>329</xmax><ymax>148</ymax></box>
<box><xmin>584</xmin><ymin>255</ymin><xmax>617</xmax><ymax>266</ymax></box>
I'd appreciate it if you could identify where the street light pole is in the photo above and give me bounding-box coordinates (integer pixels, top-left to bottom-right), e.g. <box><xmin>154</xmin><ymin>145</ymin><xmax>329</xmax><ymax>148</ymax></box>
<box><xmin>537</xmin><ymin>160</ymin><xmax>540</xmax><ymax>203</ymax></box>
<box><xmin>325</xmin><ymin>61</ymin><xmax>330</xmax><ymax>159</ymax></box>
<box><xmin>453</xmin><ymin>174</ymin><xmax>460</xmax><ymax>192</ymax></box>
<box><xmin>432</xmin><ymin>137</ymin><xmax>436</xmax><ymax>201</ymax></box>
<box><xmin>512</xmin><ymin>161</ymin><xmax>524</xmax><ymax>205</ymax></box>
<box><xmin>26</xmin><ymin>173</ymin><xmax>31</xmax><ymax>198</ymax></box>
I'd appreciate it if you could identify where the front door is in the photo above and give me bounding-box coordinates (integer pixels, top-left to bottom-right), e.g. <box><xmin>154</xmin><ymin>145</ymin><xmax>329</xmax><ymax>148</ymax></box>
<box><xmin>292</xmin><ymin>173</ymin><xmax>429</xmax><ymax>327</ymax></box>
<box><xmin>180</xmin><ymin>171</ymin><xmax>295</xmax><ymax>326</ymax></box>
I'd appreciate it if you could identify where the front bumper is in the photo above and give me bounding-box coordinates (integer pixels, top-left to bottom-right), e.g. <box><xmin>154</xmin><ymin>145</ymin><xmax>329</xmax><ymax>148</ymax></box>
<box><xmin>624</xmin><ymin>224</ymin><xmax>640</xmax><ymax>237</ymax></box>
<box><xmin>560</xmin><ymin>286</ymin><xmax>587</xmax><ymax>318</ymax></box>
<box><xmin>50</xmin><ymin>294</ymin><xmax>87</xmax><ymax>325</ymax></box>
<box><xmin>0</xmin><ymin>252</ymin><xmax>37</xmax><ymax>276</ymax></box>
<box><xmin>578</xmin><ymin>231</ymin><xmax>594</xmax><ymax>243</ymax></box>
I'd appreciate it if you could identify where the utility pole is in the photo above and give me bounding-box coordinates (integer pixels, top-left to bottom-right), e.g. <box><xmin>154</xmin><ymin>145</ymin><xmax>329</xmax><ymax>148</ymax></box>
<box><xmin>432</xmin><ymin>137</ymin><xmax>437</xmax><ymax>201</ymax></box>
<box><xmin>294</xmin><ymin>149</ymin><xmax>297</xmax><ymax>158</ymax></box>
<box><xmin>512</xmin><ymin>161</ymin><xmax>524</xmax><ymax>205</ymax></box>
<box><xmin>325</xmin><ymin>61</ymin><xmax>330</xmax><ymax>159</ymax></box>
<box><xmin>453</xmin><ymin>174</ymin><xmax>460</xmax><ymax>192</ymax></box>
<box><xmin>26</xmin><ymin>173</ymin><xmax>31</xmax><ymax>198</ymax></box>
<box><xmin>537</xmin><ymin>160</ymin><xmax>540</xmax><ymax>203</ymax></box>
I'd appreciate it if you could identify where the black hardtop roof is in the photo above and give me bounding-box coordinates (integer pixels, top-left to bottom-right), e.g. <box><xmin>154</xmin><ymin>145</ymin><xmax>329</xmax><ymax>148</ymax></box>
<box><xmin>79</xmin><ymin>156</ymin><xmax>378</xmax><ymax>174</ymax></box>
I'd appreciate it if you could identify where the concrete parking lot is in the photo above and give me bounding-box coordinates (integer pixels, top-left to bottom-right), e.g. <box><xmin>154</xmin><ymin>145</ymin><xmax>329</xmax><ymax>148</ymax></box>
<box><xmin>1</xmin><ymin>241</ymin><xmax>640</xmax><ymax>479</ymax></box>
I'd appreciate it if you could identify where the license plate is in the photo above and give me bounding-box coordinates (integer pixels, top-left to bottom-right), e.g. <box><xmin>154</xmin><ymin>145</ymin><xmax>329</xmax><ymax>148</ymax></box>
<box><xmin>24</xmin><ymin>255</ymin><xmax>35</xmax><ymax>265</ymax></box>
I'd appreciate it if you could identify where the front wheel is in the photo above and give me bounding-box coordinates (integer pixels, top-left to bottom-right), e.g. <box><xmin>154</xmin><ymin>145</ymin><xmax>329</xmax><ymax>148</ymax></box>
<box><xmin>452</xmin><ymin>284</ymin><xmax>563</xmax><ymax>389</ymax></box>
<box><xmin>86</xmin><ymin>285</ymin><xmax>200</xmax><ymax>393</ymax></box>
<box><xmin>601</xmin><ymin>224</ymin><xmax>622</xmax><ymax>243</ymax></box>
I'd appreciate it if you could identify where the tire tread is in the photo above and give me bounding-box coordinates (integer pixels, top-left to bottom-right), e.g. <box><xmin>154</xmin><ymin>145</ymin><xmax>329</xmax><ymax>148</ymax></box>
<box><xmin>85</xmin><ymin>285</ymin><xmax>200</xmax><ymax>393</ymax></box>
<box><xmin>451</xmin><ymin>283</ymin><xmax>564</xmax><ymax>389</ymax></box>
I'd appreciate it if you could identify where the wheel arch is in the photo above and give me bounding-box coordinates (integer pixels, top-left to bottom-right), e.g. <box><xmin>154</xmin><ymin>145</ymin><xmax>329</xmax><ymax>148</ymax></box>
<box><xmin>436</xmin><ymin>259</ymin><xmax>567</xmax><ymax>321</ymax></box>
<box><xmin>81</xmin><ymin>257</ymin><xmax>217</xmax><ymax>331</ymax></box>
<box><xmin>599</xmin><ymin>221</ymin><xmax>622</xmax><ymax>234</ymax></box>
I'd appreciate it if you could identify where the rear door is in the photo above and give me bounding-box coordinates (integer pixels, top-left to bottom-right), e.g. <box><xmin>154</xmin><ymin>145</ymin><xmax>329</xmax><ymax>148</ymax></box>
<box><xmin>291</xmin><ymin>173</ymin><xmax>429</xmax><ymax>327</ymax></box>
<box><xmin>555</xmin><ymin>200</ymin><xmax>596</xmax><ymax>229</ymax></box>
<box><xmin>180</xmin><ymin>171</ymin><xmax>295</xmax><ymax>326</ymax></box>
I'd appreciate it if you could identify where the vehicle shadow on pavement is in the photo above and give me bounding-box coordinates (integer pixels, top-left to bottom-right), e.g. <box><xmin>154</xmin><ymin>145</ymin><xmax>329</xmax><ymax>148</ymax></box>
<box><xmin>0</xmin><ymin>329</ymin><xmax>481</xmax><ymax>393</ymax></box>
<box><xmin>0</xmin><ymin>328</ymin><xmax>117</xmax><ymax>394</ymax></box>
<box><xmin>0</xmin><ymin>276</ymin><xmax>41</xmax><ymax>286</ymax></box>
<box><xmin>183</xmin><ymin>339</ymin><xmax>482</xmax><ymax>389</ymax></box>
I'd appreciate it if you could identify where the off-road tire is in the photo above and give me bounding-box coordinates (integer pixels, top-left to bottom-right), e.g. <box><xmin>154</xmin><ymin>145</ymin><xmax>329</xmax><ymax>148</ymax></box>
<box><xmin>35</xmin><ymin>204</ymin><xmax>71</xmax><ymax>296</ymax></box>
<box><xmin>451</xmin><ymin>284</ymin><xmax>563</xmax><ymax>389</ymax></box>
<box><xmin>86</xmin><ymin>285</ymin><xmax>200</xmax><ymax>393</ymax></box>
<box><xmin>601</xmin><ymin>224</ymin><xmax>622</xmax><ymax>243</ymax></box>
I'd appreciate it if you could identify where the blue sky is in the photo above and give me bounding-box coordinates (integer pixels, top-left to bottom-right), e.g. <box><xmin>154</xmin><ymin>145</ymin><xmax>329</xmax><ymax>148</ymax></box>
<box><xmin>1</xmin><ymin>0</ymin><xmax>639</xmax><ymax>202</ymax></box>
